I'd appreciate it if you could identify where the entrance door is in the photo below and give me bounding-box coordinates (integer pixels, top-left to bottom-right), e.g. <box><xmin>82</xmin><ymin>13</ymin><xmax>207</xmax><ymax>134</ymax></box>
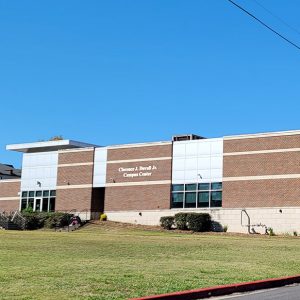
<box><xmin>34</xmin><ymin>198</ymin><xmax>42</xmax><ymax>212</ymax></box>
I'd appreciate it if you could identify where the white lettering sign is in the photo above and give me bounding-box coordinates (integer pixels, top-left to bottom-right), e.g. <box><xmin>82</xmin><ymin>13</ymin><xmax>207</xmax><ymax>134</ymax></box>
<box><xmin>118</xmin><ymin>165</ymin><xmax>157</xmax><ymax>178</ymax></box>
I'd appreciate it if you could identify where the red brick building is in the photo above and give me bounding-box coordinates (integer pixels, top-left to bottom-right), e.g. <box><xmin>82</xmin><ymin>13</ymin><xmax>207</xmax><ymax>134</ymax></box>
<box><xmin>1</xmin><ymin>130</ymin><xmax>300</xmax><ymax>233</ymax></box>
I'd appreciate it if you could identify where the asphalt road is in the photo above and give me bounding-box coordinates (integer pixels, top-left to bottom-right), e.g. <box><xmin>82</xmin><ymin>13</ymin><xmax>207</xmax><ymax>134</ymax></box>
<box><xmin>209</xmin><ymin>284</ymin><xmax>300</xmax><ymax>300</ymax></box>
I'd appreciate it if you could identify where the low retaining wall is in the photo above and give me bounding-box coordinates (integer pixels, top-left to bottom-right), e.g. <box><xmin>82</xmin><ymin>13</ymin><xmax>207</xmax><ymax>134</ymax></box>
<box><xmin>106</xmin><ymin>207</ymin><xmax>300</xmax><ymax>234</ymax></box>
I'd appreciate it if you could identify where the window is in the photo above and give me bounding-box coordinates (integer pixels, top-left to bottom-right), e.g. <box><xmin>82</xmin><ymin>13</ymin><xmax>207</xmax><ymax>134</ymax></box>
<box><xmin>185</xmin><ymin>184</ymin><xmax>197</xmax><ymax>191</ymax></box>
<box><xmin>198</xmin><ymin>191</ymin><xmax>209</xmax><ymax>207</ymax></box>
<box><xmin>172</xmin><ymin>184</ymin><xmax>184</xmax><ymax>192</ymax></box>
<box><xmin>171</xmin><ymin>182</ymin><xmax>222</xmax><ymax>209</ymax></box>
<box><xmin>211</xmin><ymin>191</ymin><xmax>222</xmax><ymax>207</ymax></box>
<box><xmin>211</xmin><ymin>182</ymin><xmax>222</xmax><ymax>190</ymax></box>
<box><xmin>171</xmin><ymin>192</ymin><xmax>184</xmax><ymax>208</ymax></box>
<box><xmin>185</xmin><ymin>192</ymin><xmax>196</xmax><ymax>208</ymax></box>
<box><xmin>198</xmin><ymin>183</ymin><xmax>210</xmax><ymax>190</ymax></box>
<box><xmin>20</xmin><ymin>190</ymin><xmax>56</xmax><ymax>212</ymax></box>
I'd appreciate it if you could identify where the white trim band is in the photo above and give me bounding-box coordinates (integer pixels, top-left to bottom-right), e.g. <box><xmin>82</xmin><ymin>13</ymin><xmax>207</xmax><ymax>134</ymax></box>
<box><xmin>224</xmin><ymin>129</ymin><xmax>300</xmax><ymax>140</ymax></box>
<box><xmin>107</xmin><ymin>141</ymin><xmax>172</xmax><ymax>149</ymax></box>
<box><xmin>107</xmin><ymin>157</ymin><xmax>172</xmax><ymax>164</ymax></box>
<box><xmin>224</xmin><ymin>148</ymin><xmax>300</xmax><ymax>156</ymax></box>
<box><xmin>106</xmin><ymin>180</ymin><xmax>171</xmax><ymax>187</ymax></box>
<box><xmin>58</xmin><ymin>148</ymin><xmax>95</xmax><ymax>154</ymax></box>
<box><xmin>58</xmin><ymin>162</ymin><xmax>94</xmax><ymax>167</ymax></box>
<box><xmin>56</xmin><ymin>184</ymin><xmax>93</xmax><ymax>190</ymax></box>
<box><xmin>0</xmin><ymin>197</ymin><xmax>19</xmax><ymax>201</ymax></box>
<box><xmin>223</xmin><ymin>174</ymin><xmax>300</xmax><ymax>182</ymax></box>
<box><xmin>0</xmin><ymin>179</ymin><xmax>21</xmax><ymax>183</ymax></box>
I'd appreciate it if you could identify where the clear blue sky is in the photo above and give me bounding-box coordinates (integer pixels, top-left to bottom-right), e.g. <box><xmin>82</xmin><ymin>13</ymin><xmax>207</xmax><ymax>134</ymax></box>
<box><xmin>1</xmin><ymin>0</ymin><xmax>300</xmax><ymax>167</ymax></box>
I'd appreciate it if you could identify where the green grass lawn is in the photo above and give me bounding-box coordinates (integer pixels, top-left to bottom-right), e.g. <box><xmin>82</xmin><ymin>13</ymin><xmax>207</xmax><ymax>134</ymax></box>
<box><xmin>0</xmin><ymin>222</ymin><xmax>300</xmax><ymax>300</ymax></box>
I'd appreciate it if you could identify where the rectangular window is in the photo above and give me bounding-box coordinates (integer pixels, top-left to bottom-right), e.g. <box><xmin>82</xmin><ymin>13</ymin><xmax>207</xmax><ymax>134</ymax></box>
<box><xmin>21</xmin><ymin>191</ymin><xmax>28</xmax><ymax>198</ymax></box>
<box><xmin>211</xmin><ymin>191</ymin><xmax>222</xmax><ymax>207</ymax></box>
<box><xmin>185</xmin><ymin>192</ymin><xmax>196</xmax><ymax>208</ymax></box>
<box><xmin>171</xmin><ymin>193</ymin><xmax>184</xmax><ymax>208</ymax></box>
<box><xmin>50</xmin><ymin>190</ymin><xmax>56</xmax><ymax>197</ymax></box>
<box><xmin>198</xmin><ymin>192</ymin><xmax>209</xmax><ymax>207</ymax></box>
<box><xmin>43</xmin><ymin>190</ymin><xmax>49</xmax><ymax>197</ymax></box>
<box><xmin>198</xmin><ymin>183</ymin><xmax>210</xmax><ymax>190</ymax></box>
<box><xmin>29</xmin><ymin>191</ymin><xmax>34</xmax><ymax>197</ymax></box>
<box><xmin>172</xmin><ymin>184</ymin><xmax>184</xmax><ymax>192</ymax></box>
<box><xmin>185</xmin><ymin>184</ymin><xmax>197</xmax><ymax>191</ymax></box>
<box><xmin>36</xmin><ymin>191</ymin><xmax>42</xmax><ymax>197</ymax></box>
<box><xmin>211</xmin><ymin>182</ymin><xmax>222</xmax><ymax>190</ymax></box>
<box><xmin>171</xmin><ymin>182</ymin><xmax>222</xmax><ymax>209</ymax></box>
<box><xmin>28</xmin><ymin>198</ymin><xmax>34</xmax><ymax>209</ymax></box>
<box><xmin>21</xmin><ymin>199</ymin><xmax>27</xmax><ymax>210</ymax></box>
<box><xmin>42</xmin><ymin>198</ymin><xmax>49</xmax><ymax>212</ymax></box>
<box><xmin>49</xmin><ymin>198</ymin><xmax>56</xmax><ymax>211</ymax></box>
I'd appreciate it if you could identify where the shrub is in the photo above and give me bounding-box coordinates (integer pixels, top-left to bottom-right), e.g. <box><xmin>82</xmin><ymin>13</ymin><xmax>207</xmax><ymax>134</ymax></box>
<box><xmin>160</xmin><ymin>216</ymin><xmax>174</xmax><ymax>230</ymax></box>
<box><xmin>268</xmin><ymin>227</ymin><xmax>275</xmax><ymax>236</ymax></box>
<box><xmin>174</xmin><ymin>213</ymin><xmax>188</xmax><ymax>230</ymax></box>
<box><xmin>223</xmin><ymin>225</ymin><xmax>228</xmax><ymax>232</ymax></box>
<box><xmin>44</xmin><ymin>212</ymin><xmax>72</xmax><ymax>229</ymax></box>
<box><xmin>21</xmin><ymin>211</ymin><xmax>50</xmax><ymax>230</ymax></box>
<box><xmin>293</xmin><ymin>231</ymin><xmax>298</xmax><ymax>237</ymax></box>
<box><xmin>186</xmin><ymin>213</ymin><xmax>211</xmax><ymax>232</ymax></box>
<box><xmin>100</xmin><ymin>213</ymin><xmax>107</xmax><ymax>221</ymax></box>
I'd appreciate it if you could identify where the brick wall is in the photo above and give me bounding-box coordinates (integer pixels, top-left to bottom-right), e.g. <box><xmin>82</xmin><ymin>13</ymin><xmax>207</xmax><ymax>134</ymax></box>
<box><xmin>108</xmin><ymin>144</ymin><xmax>171</xmax><ymax>160</ymax></box>
<box><xmin>223</xmin><ymin>133</ymin><xmax>300</xmax><ymax>208</ymax></box>
<box><xmin>56</xmin><ymin>149</ymin><xmax>94</xmax><ymax>212</ymax></box>
<box><xmin>224</xmin><ymin>134</ymin><xmax>300</xmax><ymax>153</ymax></box>
<box><xmin>0</xmin><ymin>180</ymin><xmax>20</xmax><ymax>212</ymax></box>
<box><xmin>105</xmin><ymin>143</ymin><xmax>172</xmax><ymax>211</ymax></box>
<box><xmin>56</xmin><ymin>188</ymin><xmax>93</xmax><ymax>211</ymax></box>
<box><xmin>223</xmin><ymin>152</ymin><xmax>300</xmax><ymax>177</ymax></box>
<box><xmin>105</xmin><ymin>184</ymin><xmax>171</xmax><ymax>211</ymax></box>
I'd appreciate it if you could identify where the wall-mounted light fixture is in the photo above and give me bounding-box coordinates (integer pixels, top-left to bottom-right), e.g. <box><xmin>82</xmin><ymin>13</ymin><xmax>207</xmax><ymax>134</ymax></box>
<box><xmin>37</xmin><ymin>181</ymin><xmax>41</xmax><ymax>187</ymax></box>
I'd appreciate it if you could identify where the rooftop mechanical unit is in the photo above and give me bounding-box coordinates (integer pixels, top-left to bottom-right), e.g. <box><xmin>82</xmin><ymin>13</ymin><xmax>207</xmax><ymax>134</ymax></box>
<box><xmin>172</xmin><ymin>134</ymin><xmax>206</xmax><ymax>142</ymax></box>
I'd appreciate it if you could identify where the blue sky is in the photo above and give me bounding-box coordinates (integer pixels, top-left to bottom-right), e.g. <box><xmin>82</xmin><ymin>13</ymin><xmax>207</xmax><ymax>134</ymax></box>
<box><xmin>1</xmin><ymin>0</ymin><xmax>300</xmax><ymax>167</ymax></box>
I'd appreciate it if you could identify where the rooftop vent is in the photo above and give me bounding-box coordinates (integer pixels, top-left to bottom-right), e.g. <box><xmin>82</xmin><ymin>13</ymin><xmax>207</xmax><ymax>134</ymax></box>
<box><xmin>172</xmin><ymin>134</ymin><xmax>206</xmax><ymax>142</ymax></box>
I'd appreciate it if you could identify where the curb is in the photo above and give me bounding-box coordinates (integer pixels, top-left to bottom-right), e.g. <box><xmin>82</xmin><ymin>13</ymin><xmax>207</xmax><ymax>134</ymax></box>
<box><xmin>130</xmin><ymin>274</ymin><xmax>300</xmax><ymax>300</ymax></box>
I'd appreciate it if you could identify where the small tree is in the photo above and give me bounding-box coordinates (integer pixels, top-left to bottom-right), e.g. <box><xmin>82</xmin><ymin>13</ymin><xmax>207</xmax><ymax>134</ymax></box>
<box><xmin>49</xmin><ymin>135</ymin><xmax>64</xmax><ymax>141</ymax></box>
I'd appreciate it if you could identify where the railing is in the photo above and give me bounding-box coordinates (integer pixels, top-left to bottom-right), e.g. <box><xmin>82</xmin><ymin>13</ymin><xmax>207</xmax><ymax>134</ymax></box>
<box><xmin>0</xmin><ymin>212</ymin><xmax>9</xmax><ymax>229</ymax></box>
<box><xmin>11</xmin><ymin>211</ymin><xmax>26</xmax><ymax>230</ymax></box>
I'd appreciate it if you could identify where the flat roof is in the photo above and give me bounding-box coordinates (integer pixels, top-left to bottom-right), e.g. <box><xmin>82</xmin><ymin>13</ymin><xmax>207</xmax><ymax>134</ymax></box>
<box><xmin>224</xmin><ymin>129</ymin><xmax>300</xmax><ymax>140</ymax></box>
<box><xmin>6</xmin><ymin>140</ymin><xmax>99</xmax><ymax>153</ymax></box>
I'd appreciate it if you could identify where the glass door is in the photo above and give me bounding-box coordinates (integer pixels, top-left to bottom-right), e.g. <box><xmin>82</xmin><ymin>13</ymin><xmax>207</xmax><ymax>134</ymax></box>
<box><xmin>34</xmin><ymin>198</ymin><xmax>42</xmax><ymax>212</ymax></box>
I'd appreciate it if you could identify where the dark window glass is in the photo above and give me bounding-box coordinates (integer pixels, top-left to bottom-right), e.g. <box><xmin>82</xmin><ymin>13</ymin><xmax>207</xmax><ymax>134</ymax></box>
<box><xmin>185</xmin><ymin>192</ymin><xmax>196</xmax><ymax>208</ymax></box>
<box><xmin>171</xmin><ymin>193</ymin><xmax>184</xmax><ymax>208</ymax></box>
<box><xmin>172</xmin><ymin>184</ymin><xmax>184</xmax><ymax>192</ymax></box>
<box><xmin>43</xmin><ymin>190</ymin><xmax>49</xmax><ymax>197</ymax></box>
<box><xmin>21</xmin><ymin>199</ymin><xmax>27</xmax><ymax>210</ymax></box>
<box><xmin>28</xmin><ymin>198</ymin><xmax>34</xmax><ymax>208</ymax></box>
<box><xmin>211</xmin><ymin>182</ymin><xmax>222</xmax><ymax>190</ymax></box>
<box><xmin>22</xmin><ymin>191</ymin><xmax>28</xmax><ymax>198</ymax></box>
<box><xmin>211</xmin><ymin>191</ymin><xmax>222</xmax><ymax>207</ymax></box>
<box><xmin>50</xmin><ymin>190</ymin><xmax>56</xmax><ymax>197</ymax></box>
<box><xmin>42</xmin><ymin>198</ymin><xmax>48</xmax><ymax>212</ymax></box>
<box><xmin>36</xmin><ymin>191</ymin><xmax>42</xmax><ymax>197</ymax></box>
<box><xmin>198</xmin><ymin>183</ymin><xmax>210</xmax><ymax>190</ymax></box>
<box><xmin>185</xmin><ymin>184</ymin><xmax>197</xmax><ymax>191</ymax></box>
<box><xmin>198</xmin><ymin>192</ymin><xmax>209</xmax><ymax>207</ymax></box>
<box><xmin>49</xmin><ymin>198</ymin><xmax>55</xmax><ymax>211</ymax></box>
<box><xmin>29</xmin><ymin>191</ymin><xmax>34</xmax><ymax>197</ymax></box>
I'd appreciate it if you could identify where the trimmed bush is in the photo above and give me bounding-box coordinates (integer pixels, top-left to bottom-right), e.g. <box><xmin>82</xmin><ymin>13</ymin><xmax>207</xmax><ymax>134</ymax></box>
<box><xmin>186</xmin><ymin>213</ymin><xmax>211</xmax><ymax>232</ymax></box>
<box><xmin>174</xmin><ymin>213</ymin><xmax>188</xmax><ymax>230</ymax></box>
<box><xmin>160</xmin><ymin>216</ymin><xmax>174</xmax><ymax>230</ymax></box>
